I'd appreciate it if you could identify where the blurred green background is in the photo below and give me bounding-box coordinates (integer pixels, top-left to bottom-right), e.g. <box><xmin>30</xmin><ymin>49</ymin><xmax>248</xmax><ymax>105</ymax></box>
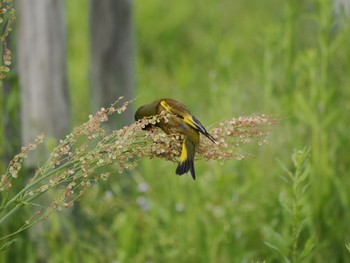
<box><xmin>3</xmin><ymin>0</ymin><xmax>350</xmax><ymax>262</ymax></box>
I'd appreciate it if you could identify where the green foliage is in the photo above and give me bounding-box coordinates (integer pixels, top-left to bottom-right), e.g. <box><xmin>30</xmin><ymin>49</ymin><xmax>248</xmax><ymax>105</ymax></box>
<box><xmin>1</xmin><ymin>0</ymin><xmax>350</xmax><ymax>262</ymax></box>
<box><xmin>265</xmin><ymin>148</ymin><xmax>314</xmax><ymax>262</ymax></box>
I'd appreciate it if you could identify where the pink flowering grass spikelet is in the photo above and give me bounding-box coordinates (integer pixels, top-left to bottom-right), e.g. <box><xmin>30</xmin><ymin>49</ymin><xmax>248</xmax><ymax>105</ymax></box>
<box><xmin>0</xmin><ymin>2</ymin><xmax>16</xmax><ymax>81</ymax></box>
<box><xmin>0</xmin><ymin>97</ymin><xmax>277</xmax><ymax>241</ymax></box>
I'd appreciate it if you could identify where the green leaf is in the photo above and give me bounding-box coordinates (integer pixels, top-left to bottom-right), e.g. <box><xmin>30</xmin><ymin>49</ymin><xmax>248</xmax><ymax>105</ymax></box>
<box><xmin>264</xmin><ymin>230</ymin><xmax>288</xmax><ymax>257</ymax></box>
<box><xmin>264</xmin><ymin>241</ymin><xmax>291</xmax><ymax>263</ymax></box>
<box><xmin>299</xmin><ymin>235</ymin><xmax>316</xmax><ymax>260</ymax></box>
<box><xmin>264</xmin><ymin>241</ymin><xmax>281</xmax><ymax>253</ymax></box>
<box><xmin>276</xmin><ymin>158</ymin><xmax>293</xmax><ymax>183</ymax></box>
<box><xmin>346</xmin><ymin>243</ymin><xmax>350</xmax><ymax>254</ymax></box>
<box><xmin>297</xmin><ymin>165</ymin><xmax>310</xmax><ymax>186</ymax></box>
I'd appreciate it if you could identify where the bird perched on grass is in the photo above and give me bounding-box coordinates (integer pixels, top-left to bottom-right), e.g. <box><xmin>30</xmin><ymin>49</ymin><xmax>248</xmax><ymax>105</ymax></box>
<box><xmin>134</xmin><ymin>98</ymin><xmax>216</xmax><ymax>180</ymax></box>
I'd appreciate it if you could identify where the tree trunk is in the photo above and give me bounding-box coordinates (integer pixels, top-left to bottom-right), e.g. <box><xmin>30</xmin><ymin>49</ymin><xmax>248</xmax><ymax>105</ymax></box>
<box><xmin>90</xmin><ymin>0</ymin><xmax>134</xmax><ymax>125</ymax></box>
<box><xmin>334</xmin><ymin>0</ymin><xmax>350</xmax><ymax>17</ymax></box>
<box><xmin>17</xmin><ymin>0</ymin><xmax>70</xmax><ymax>166</ymax></box>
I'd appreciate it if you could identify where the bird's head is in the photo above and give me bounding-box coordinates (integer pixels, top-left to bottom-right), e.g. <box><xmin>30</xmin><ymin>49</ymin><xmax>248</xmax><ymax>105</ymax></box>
<box><xmin>134</xmin><ymin>100</ymin><xmax>159</xmax><ymax>130</ymax></box>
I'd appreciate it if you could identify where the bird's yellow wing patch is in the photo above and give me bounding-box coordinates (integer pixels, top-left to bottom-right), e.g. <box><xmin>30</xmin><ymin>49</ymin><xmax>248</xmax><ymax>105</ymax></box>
<box><xmin>183</xmin><ymin>115</ymin><xmax>198</xmax><ymax>130</ymax></box>
<box><xmin>160</xmin><ymin>100</ymin><xmax>172</xmax><ymax>112</ymax></box>
<box><xmin>160</xmin><ymin>100</ymin><xmax>198</xmax><ymax>130</ymax></box>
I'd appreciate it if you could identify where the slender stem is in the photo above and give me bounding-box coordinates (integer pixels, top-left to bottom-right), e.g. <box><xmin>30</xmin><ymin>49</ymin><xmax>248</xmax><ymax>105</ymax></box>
<box><xmin>0</xmin><ymin>203</ymin><xmax>23</xmax><ymax>226</ymax></box>
<box><xmin>1</xmin><ymin>159</ymin><xmax>77</xmax><ymax>213</ymax></box>
<box><xmin>0</xmin><ymin>79</ymin><xmax>4</xmax><ymax>174</ymax></box>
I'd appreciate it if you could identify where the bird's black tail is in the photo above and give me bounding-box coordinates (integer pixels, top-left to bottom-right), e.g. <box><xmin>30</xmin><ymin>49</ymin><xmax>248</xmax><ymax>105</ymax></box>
<box><xmin>176</xmin><ymin>158</ymin><xmax>195</xmax><ymax>180</ymax></box>
<box><xmin>175</xmin><ymin>138</ymin><xmax>196</xmax><ymax>180</ymax></box>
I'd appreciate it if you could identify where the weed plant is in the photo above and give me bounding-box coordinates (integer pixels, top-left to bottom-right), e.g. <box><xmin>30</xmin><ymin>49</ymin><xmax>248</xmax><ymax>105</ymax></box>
<box><xmin>0</xmin><ymin>0</ymin><xmax>350</xmax><ymax>262</ymax></box>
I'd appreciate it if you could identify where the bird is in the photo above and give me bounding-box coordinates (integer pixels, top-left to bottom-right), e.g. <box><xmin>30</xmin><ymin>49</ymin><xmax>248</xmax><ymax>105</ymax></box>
<box><xmin>134</xmin><ymin>98</ymin><xmax>216</xmax><ymax>180</ymax></box>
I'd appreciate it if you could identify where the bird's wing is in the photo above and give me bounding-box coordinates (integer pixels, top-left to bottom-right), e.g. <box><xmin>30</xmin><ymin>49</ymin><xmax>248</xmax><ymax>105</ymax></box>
<box><xmin>160</xmin><ymin>100</ymin><xmax>216</xmax><ymax>143</ymax></box>
<box><xmin>160</xmin><ymin>100</ymin><xmax>199</xmax><ymax>129</ymax></box>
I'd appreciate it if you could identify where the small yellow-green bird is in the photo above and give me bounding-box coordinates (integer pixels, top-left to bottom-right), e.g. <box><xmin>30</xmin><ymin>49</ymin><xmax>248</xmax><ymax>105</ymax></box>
<box><xmin>134</xmin><ymin>98</ymin><xmax>216</xmax><ymax>180</ymax></box>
